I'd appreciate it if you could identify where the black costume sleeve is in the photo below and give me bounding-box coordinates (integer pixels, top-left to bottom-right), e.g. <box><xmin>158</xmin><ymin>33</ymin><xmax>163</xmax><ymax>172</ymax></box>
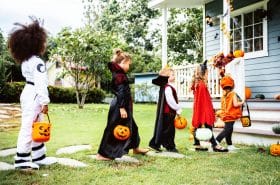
<box><xmin>113</xmin><ymin>73</ymin><xmax>130</xmax><ymax>108</ymax></box>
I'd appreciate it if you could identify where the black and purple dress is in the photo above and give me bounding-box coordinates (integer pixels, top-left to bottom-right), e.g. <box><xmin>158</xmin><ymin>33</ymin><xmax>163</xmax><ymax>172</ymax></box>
<box><xmin>97</xmin><ymin>62</ymin><xmax>140</xmax><ymax>159</ymax></box>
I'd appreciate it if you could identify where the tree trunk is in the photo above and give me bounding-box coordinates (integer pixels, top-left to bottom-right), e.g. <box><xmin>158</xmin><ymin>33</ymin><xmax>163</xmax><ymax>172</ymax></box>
<box><xmin>80</xmin><ymin>93</ymin><xmax>87</xmax><ymax>108</ymax></box>
<box><xmin>75</xmin><ymin>90</ymin><xmax>83</xmax><ymax>109</ymax></box>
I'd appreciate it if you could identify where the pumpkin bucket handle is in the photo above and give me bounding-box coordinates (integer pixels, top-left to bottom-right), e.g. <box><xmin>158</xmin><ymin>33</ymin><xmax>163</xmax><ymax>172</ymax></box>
<box><xmin>34</xmin><ymin>113</ymin><xmax>50</xmax><ymax>123</ymax></box>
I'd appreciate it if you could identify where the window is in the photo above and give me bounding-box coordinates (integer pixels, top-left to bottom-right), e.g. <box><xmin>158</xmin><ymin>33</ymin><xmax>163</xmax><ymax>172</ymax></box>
<box><xmin>230</xmin><ymin>5</ymin><xmax>268</xmax><ymax>58</ymax></box>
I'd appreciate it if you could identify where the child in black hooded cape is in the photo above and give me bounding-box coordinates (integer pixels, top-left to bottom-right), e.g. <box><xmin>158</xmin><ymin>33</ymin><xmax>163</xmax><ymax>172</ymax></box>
<box><xmin>149</xmin><ymin>67</ymin><xmax>182</xmax><ymax>152</ymax></box>
<box><xmin>96</xmin><ymin>49</ymin><xmax>148</xmax><ymax>160</ymax></box>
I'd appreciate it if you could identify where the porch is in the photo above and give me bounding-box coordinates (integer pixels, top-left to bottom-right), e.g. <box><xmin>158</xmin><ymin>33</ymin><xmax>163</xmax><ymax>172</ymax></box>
<box><xmin>149</xmin><ymin>0</ymin><xmax>280</xmax><ymax>146</ymax></box>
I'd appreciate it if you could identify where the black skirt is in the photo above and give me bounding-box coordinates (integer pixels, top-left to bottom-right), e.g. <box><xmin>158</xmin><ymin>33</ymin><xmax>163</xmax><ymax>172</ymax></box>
<box><xmin>97</xmin><ymin>98</ymin><xmax>140</xmax><ymax>159</ymax></box>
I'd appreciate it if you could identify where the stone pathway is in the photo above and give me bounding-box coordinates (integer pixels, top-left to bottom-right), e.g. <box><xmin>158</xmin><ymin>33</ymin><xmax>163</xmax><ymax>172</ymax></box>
<box><xmin>0</xmin><ymin>144</ymin><xmax>188</xmax><ymax>171</ymax></box>
<box><xmin>0</xmin><ymin>103</ymin><xmax>21</xmax><ymax>129</ymax></box>
<box><xmin>56</xmin><ymin>158</ymin><xmax>87</xmax><ymax>167</ymax></box>
<box><xmin>146</xmin><ymin>151</ymin><xmax>186</xmax><ymax>158</ymax></box>
<box><xmin>89</xmin><ymin>155</ymin><xmax>140</xmax><ymax>163</ymax></box>
<box><xmin>0</xmin><ymin>148</ymin><xmax>17</xmax><ymax>157</ymax></box>
<box><xmin>0</xmin><ymin>162</ymin><xmax>14</xmax><ymax>170</ymax></box>
<box><xmin>56</xmin><ymin>144</ymin><xmax>92</xmax><ymax>155</ymax></box>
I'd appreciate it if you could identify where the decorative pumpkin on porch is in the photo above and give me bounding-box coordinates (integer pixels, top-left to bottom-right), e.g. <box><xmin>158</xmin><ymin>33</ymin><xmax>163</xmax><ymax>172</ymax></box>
<box><xmin>270</xmin><ymin>142</ymin><xmax>280</xmax><ymax>156</ymax></box>
<box><xmin>195</xmin><ymin>127</ymin><xmax>212</xmax><ymax>141</ymax></box>
<box><xmin>174</xmin><ymin>116</ymin><xmax>187</xmax><ymax>129</ymax></box>
<box><xmin>32</xmin><ymin>115</ymin><xmax>51</xmax><ymax>142</ymax></box>
<box><xmin>113</xmin><ymin>125</ymin><xmax>130</xmax><ymax>141</ymax></box>
<box><xmin>272</xmin><ymin>123</ymin><xmax>280</xmax><ymax>134</ymax></box>
<box><xmin>245</xmin><ymin>87</ymin><xmax>252</xmax><ymax>99</ymax></box>
<box><xmin>233</xmin><ymin>50</ymin><xmax>245</xmax><ymax>58</ymax></box>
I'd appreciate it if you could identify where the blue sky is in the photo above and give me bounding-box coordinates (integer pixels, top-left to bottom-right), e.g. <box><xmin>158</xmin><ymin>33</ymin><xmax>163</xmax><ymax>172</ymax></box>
<box><xmin>0</xmin><ymin>0</ymin><xmax>85</xmax><ymax>37</ymax></box>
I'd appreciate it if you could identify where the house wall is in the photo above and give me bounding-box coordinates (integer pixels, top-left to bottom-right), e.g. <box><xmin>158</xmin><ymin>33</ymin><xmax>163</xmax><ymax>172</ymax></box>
<box><xmin>205</xmin><ymin>0</ymin><xmax>222</xmax><ymax>59</ymax></box>
<box><xmin>134</xmin><ymin>73</ymin><xmax>159</xmax><ymax>103</ymax></box>
<box><xmin>245</xmin><ymin>0</ymin><xmax>280</xmax><ymax>98</ymax></box>
<box><xmin>205</xmin><ymin>0</ymin><xmax>280</xmax><ymax>98</ymax></box>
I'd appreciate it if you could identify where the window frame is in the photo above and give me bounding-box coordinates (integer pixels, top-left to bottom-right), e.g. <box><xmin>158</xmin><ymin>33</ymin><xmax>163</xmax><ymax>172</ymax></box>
<box><xmin>230</xmin><ymin>1</ymin><xmax>268</xmax><ymax>59</ymax></box>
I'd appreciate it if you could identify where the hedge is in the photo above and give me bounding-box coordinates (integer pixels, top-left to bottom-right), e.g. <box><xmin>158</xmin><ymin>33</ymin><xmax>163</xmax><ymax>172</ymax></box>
<box><xmin>0</xmin><ymin>82</ymin><xmax>105</xmax><ymax>103</ymax></box>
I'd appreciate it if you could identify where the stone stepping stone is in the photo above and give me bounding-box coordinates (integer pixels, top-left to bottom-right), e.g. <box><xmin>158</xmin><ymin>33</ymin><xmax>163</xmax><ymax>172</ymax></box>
<box><xmin>0</xmin><ymin>114</ymin><xmax>11</xmax><ymax>119</ymax></box>
<box><xmin>56</xmin><ymin>145</ymin><xmax>92</xmax><ymax>155</ymax></box>
<box><xmin>89</xmin><ymin>155</ymin><xmax>140</xmax><ymax>163</ymax></box>
<box><xmin>0</xmin><ymin>110</ymin><xmax>9</xmax><ymax>115</ymax></box>
<box><xmin>56</xmin><ymin>157</ymin><xmax>87</xmax><ymax>167</ymax></box>
<box><xmin>115</xmin><ymin>155</ymin><xmax>139</xmax><ymax>163</ymax></box>
<box><xmin>1</xmin><ymin>107</ymin><xmax>21</xmax><ymax>111</ymax></box>
<box><xmin>0</xmin><ymin>148</ymin><xmax>17</xmax><ymax>157</ymax></box>
<box><xmin>0</xmin><ymin>123</ymin><xmax>19</xmax><ymax>129</ymax></box>
<box><xmin>0</xmin><ymin>104</ymin><xmax>12</xmax><ymax>107</ymax></box>
<box><xmin>0</xmin><ymin>162</ymin><xmax>14</xmax><ymax>171</ymax></box>
<box><xmin>146</xmin><ymin>151</ymin><xmax>186</xmax><ymax>158</ymax></box>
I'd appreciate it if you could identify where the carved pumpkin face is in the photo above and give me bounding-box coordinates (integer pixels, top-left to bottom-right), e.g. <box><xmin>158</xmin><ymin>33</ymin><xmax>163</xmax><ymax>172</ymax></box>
<box><xmin>32</xmin><ymin>122</ymin><xmax>51</xmax><ymax>142</ymax></box>
<box><xmin>174</xmin><ymin>116</ymin><xmax>187</xmax><ymax>129</ymax></box>
<box><xmin>233</xmin><ymin>50</ymin><xmax>245</xmax><ymax>58</ymax></box>
<box><xmin>241</xmin><ymin>116</ymin><xmax>251</xmax><ymax>127</ymax></box>
<box><xmin>113</xmin><ymin>125</ymin><xmax>130</xmax><ymax>140</ymax></box>
<box><xmin>270</xmin><ymin>143</ymin><xmax>280</xmax><ymax>156</ymax></box>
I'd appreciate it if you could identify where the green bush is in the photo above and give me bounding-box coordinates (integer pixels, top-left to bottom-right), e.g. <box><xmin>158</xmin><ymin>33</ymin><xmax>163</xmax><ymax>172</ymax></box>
<box><xmin>86</xmin><ymin>88</ymin><xmax>106</xmax><ymax>103</ymax></box>
<box><xmin>0</xmin><ymin>82</ymin><xmax>24</xmax><ymax>103</ymax></box>
<box><xmin>48</xmin><ymin>86</ymin><xmax>76</xmax><ymax>103</ymax></box>
<box><xmin>0</xmin><ymin>82</ymin><xmax>105</xmax><ymax>103</ymax></box>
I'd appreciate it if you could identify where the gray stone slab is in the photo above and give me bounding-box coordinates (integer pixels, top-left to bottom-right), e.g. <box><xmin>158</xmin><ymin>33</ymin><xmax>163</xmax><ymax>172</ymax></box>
<box><xmin>89</xmin><ymin>155</ymin><xmax>140</xmax><ymax>163</ymax></box>
<box><xmin>0</xmin><ymin>148</ymin><xmax>17</xmax><ymax>157</ymax></box>
<box><xmin>146</xmin><ymin>151</ymin><xmax>186</xmax><ymax>158</ymax></box>
<box><xmin>0</xmin><ymin>115</ymin><xmax>11</xmax><ymax>119</ymax></box>
<box><xmin>0</xmin><ymin>104</ymin><xmax>12</xmax><ymax>107</ymax></box>
<box><xmin>1</xmin><ymin>107</ymin><xmax>21</xmax><ymax>111</ymax></box>
<box><xmin>0</xmin><ymin>162</ymin><xmax>14</xmax><ymax>170</ymax></box>
<box><xmin>56</xmin><ymin>157</ymin><xmax>87</xmax><ymax>167</ymax></box>
<box><xmin>56</xmin><ymin>145</ymin><xmax>92</xmax><ymax>155</ymax></box>
<box><xmin>0</xmin><ymin>110</ymin><xmax>9</xmax><ymax>115</ymax></box>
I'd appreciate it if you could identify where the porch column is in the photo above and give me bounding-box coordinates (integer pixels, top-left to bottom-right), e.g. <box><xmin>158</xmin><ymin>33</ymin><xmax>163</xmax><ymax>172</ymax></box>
<box><xmin>162</xmin><ymin>5</ymin><xmax>168</xmax><ymax>68</ymax></box>
<box><xmin>222</xmin><ymin>0</ymin><xmax>231</xmax><ymax>54</ymax></box>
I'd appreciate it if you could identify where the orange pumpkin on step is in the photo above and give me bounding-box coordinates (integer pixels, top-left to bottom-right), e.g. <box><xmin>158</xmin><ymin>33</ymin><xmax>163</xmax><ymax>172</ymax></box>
<box><xmin>174</xmin><ymin>116</ymin><xmax>187</xmax><ymax>129</ymax></box>
<box><xmin>113</xmin><ymin>125</ymin><xmax>130</xmax><ymax>141</ymax></box>
<box><xmin>270</xmin><ymin>143</ymin><xmax>280</xmax><ymax>156</ymax></box>
<box><xmin>233</xmin><ymin>50</ymin><xmax>245</xmax><ymax>58</ymax></box>
<box><xmin>245</xmin><ymin>87</ymin><xmax>252</xmax><ymax>99</ymax></box>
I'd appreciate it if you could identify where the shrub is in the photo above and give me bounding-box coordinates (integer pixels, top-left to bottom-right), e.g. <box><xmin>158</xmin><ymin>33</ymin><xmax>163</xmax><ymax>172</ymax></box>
<box><xmin>86</xmin><ymin>88</ymin><xmax>106</xmax><ymax>103</ymax></box>
<box><xmin>0</xmin><ymin>82</ymin><xmax>105</xmax><ymax>104</ymax></box>
<box><xmin>48</xmin><ymin>86</ymin><xmax>76</xmax><ymax>103</ymax></box>
<box><xmin>0</xmin><ymin>82</ymin><xmax>24</xmax><ymax>103</ymax></box>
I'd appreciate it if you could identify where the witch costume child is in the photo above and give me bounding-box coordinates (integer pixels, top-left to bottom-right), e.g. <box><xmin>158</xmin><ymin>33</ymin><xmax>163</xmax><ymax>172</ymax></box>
<box><xmin>96</xmin><ymin>49</ymin><xmax>148</xmax><ymax>160</ymax></box>
<box><xmin>149</xmin><ymin>66</ymin><xmax>182</xmax><ymax>152</ymax></box>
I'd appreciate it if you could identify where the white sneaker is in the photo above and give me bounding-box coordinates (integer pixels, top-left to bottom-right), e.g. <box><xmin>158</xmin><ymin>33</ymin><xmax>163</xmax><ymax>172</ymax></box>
<box><xmin>34</xmin><ymin>157</ymin><xmax>57</xmax><ymax>166</ymax></box>
<box><xmin>14</xmin><ymin>161</ymin><xmax>39</xmax><ymax>170</ymax></box>
<box><xmin>227</xmin><ymin>145</ymin><xmax>240</xmax><ymax>151</ymax></box>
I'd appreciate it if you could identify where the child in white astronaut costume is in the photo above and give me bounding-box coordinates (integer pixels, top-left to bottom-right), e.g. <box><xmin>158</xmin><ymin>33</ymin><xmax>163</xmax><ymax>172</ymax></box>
<box><xmin>8</xmin><ymin>18</ymin><xmax>57</xmax><ymax>170</ymax></box>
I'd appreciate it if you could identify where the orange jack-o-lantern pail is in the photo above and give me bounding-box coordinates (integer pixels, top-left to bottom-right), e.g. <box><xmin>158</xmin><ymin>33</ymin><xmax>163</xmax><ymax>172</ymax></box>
<box><xmin>32</xmin><ymin>114</ymin><xmax>51</xmax><ymax>142</ymax></box>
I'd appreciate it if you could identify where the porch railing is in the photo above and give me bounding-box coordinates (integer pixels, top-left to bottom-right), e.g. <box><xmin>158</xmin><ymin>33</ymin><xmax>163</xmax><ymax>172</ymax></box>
<box><xmin>173</xmin><ymin>64</ymin><xmax>222</xmax><ymax>100</ymax></box>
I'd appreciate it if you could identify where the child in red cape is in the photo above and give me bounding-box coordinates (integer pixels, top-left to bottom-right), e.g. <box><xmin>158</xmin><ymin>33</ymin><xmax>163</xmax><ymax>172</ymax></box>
<box><xmin>190</xmin><ymin>61</ymin><xmax>228</xmax><ymax>152</ymax></box>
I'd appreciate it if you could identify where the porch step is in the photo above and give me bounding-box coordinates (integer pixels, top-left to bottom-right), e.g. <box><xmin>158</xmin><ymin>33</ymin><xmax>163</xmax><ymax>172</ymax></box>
<box><xmin>214</xmin><ymin>127</ymin><xmax>278</xmax><ymax>137</ymax></box>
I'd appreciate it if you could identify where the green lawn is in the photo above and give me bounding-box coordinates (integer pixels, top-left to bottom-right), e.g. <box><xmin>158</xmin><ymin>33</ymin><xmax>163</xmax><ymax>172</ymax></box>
<box><xmin>0</xmin><ymin>104</ymin><xmax>279</xmax><ymax>185</ymax></box>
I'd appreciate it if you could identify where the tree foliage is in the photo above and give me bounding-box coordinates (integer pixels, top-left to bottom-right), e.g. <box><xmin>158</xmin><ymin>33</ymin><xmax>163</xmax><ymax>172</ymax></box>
<box><xmin>50</xmin><ymin>26</ymin><xmax>118</xmax><ymax>108</ymax></box>
<box><xmin>0</xmin><ymin>30</ymin><xmax>12</xmax><ymax>93</ymax></box>
<box><xmin>83</xmin><ymin>0</ymin><xmax>162</xmax><ymax>73</ymax></box>
<box><xmin>168</xmin><ymin>8</ymin><xmax>203</xmax><ymax>65</ymax></box>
